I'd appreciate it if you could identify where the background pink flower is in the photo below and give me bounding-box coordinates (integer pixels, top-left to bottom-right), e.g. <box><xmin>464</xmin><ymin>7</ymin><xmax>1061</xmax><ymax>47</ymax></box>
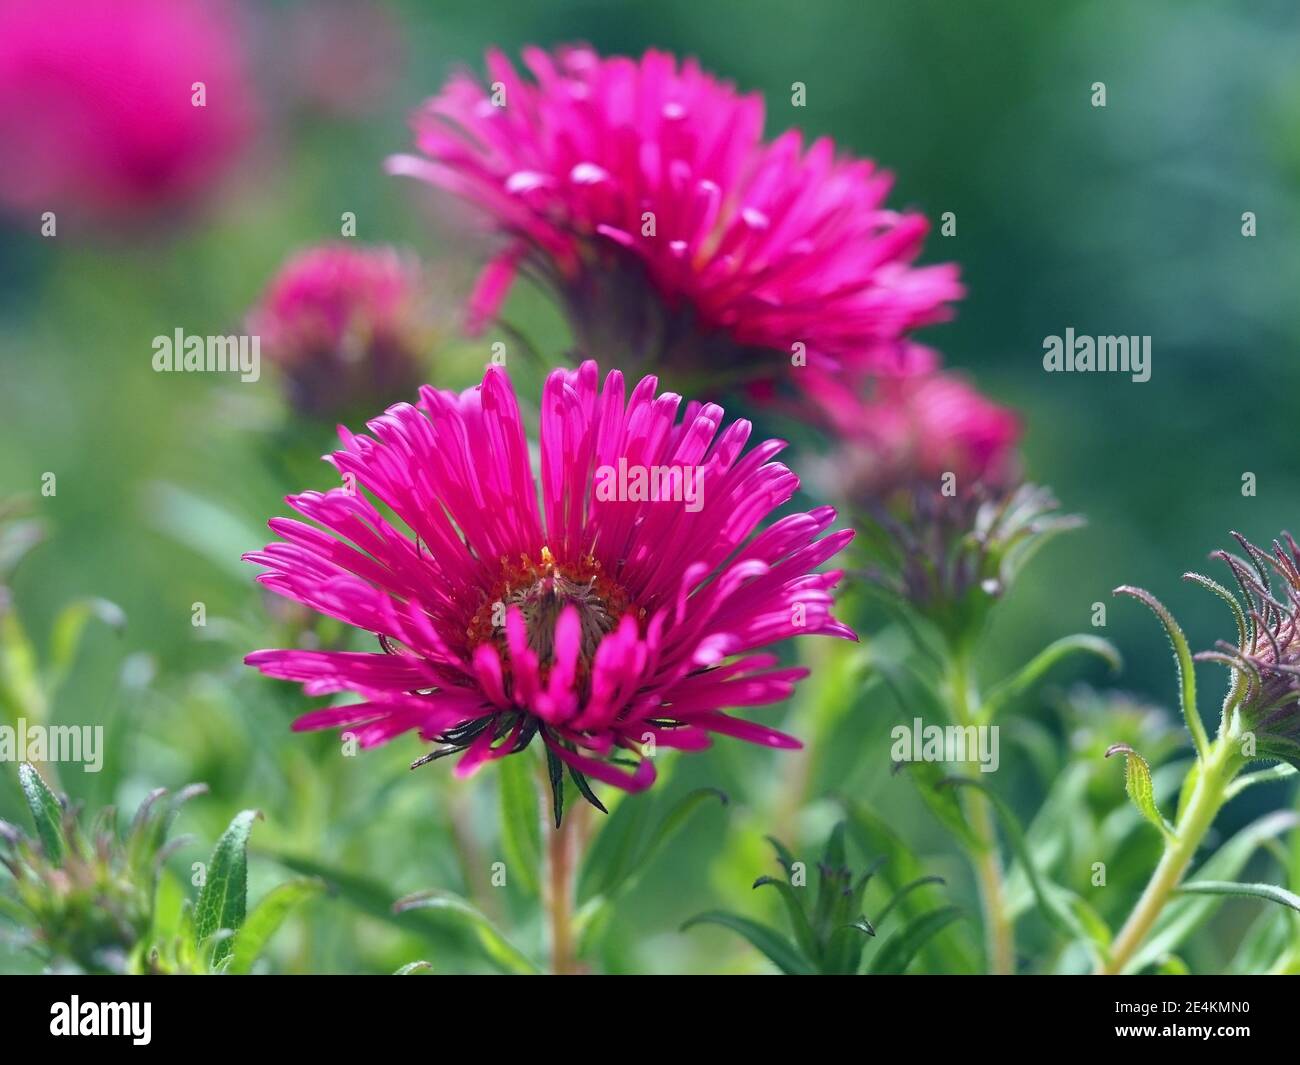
<box><xmin>833</xmin><ymin>369</ymin><xmax>1022</xmax><ymax>496</ymax></box>
<box><xmin>0</xmin><ymin>0</ymin><xmax>258</xmax><ymax>224</ymax></box>
<box><xmin>248</xmin><ymin>243</ymin><xmax>433</xmax><ymax>419</ymax></box>
<box><xmin>388</xmin><ymin>45</ymin><xmax>961</xmax><ymax>383</ymax></box>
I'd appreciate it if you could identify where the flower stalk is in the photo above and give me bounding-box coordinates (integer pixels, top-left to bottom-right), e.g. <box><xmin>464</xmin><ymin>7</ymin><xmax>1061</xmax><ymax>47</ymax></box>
<box><xmin>946</xmin><ymin>651</ymin><xmax>1014</xmax><ymax>976</ymax></box>
<box><xmin>540</xmin><ymin>768</ymin><xmax>580</xmax><ymax>975</ymax></box>
<box><xmin>1099</xmin><ymin>734</ymin><xmax>1240</xmax><ymax>974</ymax></box>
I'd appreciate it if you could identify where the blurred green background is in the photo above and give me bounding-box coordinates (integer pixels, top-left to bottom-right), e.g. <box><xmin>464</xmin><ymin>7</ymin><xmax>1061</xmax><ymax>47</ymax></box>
<box><xmin>1</xmin><ymin>0</ymin><xmax>1298</xmax><ymax>974</ymax></box>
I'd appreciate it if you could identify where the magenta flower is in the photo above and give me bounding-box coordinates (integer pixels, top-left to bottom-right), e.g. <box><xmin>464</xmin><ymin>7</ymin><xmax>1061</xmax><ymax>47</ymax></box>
<box><xmin>245</xmin><ymin>362</ymin><xmax>855</xmax><ymax>805</ymax></box>
<box><xmin>830</xmin><ymin>369</ymin><xmax>1022</xmax><ymax>496</ymax></box>
<box><xmin>388</xmin><ymin>45</ymin><xmax>961</xmax><ymax>383</ymax></box>
<box><xmin>0</xmin><ymin>0</ymin><xmax>257</xmax><ymax>225</ymax></box>
<box><xmin>248</xmin><ymin>244</ymin><xmax>432</xmax><ymax>419</ymax></box>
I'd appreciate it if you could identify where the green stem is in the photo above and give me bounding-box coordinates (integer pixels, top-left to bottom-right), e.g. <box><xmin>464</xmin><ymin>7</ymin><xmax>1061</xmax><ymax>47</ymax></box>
<box><xmin>1099</xmin><ymin>739</ymin><xmax>1237</xmax><ymax>974</ymax></box>
<box><xmin>539</xmin><ymin>769</ymin><xmax>585</xmax><ymax>975</ymax></box>
<box><xmin>948</xmin><ymin>652</ymin><xmax>1015</xmax><ymax>975</ymax></box>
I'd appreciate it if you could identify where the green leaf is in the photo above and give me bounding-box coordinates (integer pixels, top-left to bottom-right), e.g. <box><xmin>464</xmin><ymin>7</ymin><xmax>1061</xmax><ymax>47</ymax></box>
<box><xmin>1114</xmin><ymin>585</ymin><xmax>1208</xmax><ymax>758</ymax></box>
<box><xmin>47</xmin><ymin>597</ymin><xmax>125</xmax><ymax>695</ymax></box>
<box><xmin>1228</xmin><ymin>908</ymin><xmax>1296</xmax><ymax>975</ymax></box>
<box><xmin>903</xmin><ymin>759</ymin><xmax>982</xmax><ymax>852</ymax></box>
<box><xmin>1176</xmin><ymin>880</ymin><xmax>1300</xmax><ymax>914</ymax></box>
<box><xmin>1</xmin><ymin>610</ymin><xmax>42</xmax><ymax>725</ymax></box>
<box><xmin>767</xmin><ymin>835</ymin><xmax>798</xmax><ymax>880</ymax></box>
<box><xmin>680</xmin><ymin>911</ymin><xmax>815</xmax><ymax>974</ymax></box>
<box><xmin>631</xmin><ymin>788</ymin><xmax>727</xmax><ymax>891</ymax></box>
<box><xmin>983</xmin><ymin>635</ymin><xmax>1121</xmax><ymax>721</ymax></box>
<box><xmin>497</xmin><ymin>753</ymin><xmax>541</xmax><ymax>896</ymax></box>
<box><xmin>939</xmin><ymin>776</ymin><xmax>1083</xmax><ymax>944</ymax></box>
<box><xmin>393</xmin><ymin>891</ymin><xmax>539</xmax><ymax>974</ymax></box>
<box><xmin>875</xmin><ymin>876</ymin><xmax>947</xmax><ymax>930</ymax></box>
<box><xmin>577</xmin><ymin>788</ymin><xmax>652</xmax><ymax>903</ymax></box>
<box><xmin>1105</xmin><ymin>744</ymin><xmax>1176</xmax><ymax>841</ymax></box>
<box><xmin>1182</xmin><ymin>572</ymin><xmax>1248</xmax><ymax>655</ymax></box>
<box><xmin>1224</xmin><ymin>763</ymin><xmax>1297</xmax><ymax>801</ymax></box>
<box><xmin>868</xmin><ymin>906</ymin><xmax>964</xmax><ymax>974</ymax></box>
<box><xmin>567</xmin><ymin>765</ymin><xmax>608</xmax><ymax>815</ymax></box>
<box><xmin>262</xmin><ymin>850</ymin><xmax>465</xmax><ymax>951</ymax></box>
<box><xmin>226</xmin><ymin>878</ymin><xmax>324</xmax><ymax>975</ymax></box>
<box><xmin>394</xmin><ymin>961</ymin><xmax>432</xmax><ymax>975</ymax></box>
<box><xmin>812</xmin><ymin>822</ymin><xmax>850</xmax><ymax>937</ymax></box>
<box><xmin>579</xmin><ymin>787</ymin><xmax>726</xmax><ymax>903</ymax></box>
<box><xmin>753</xmin><ymin>876</ymin><xmax>819</xmax><ymax>963</ymax></box>
<box><xmin>841</xmin><ymin>798</ymin><xmax>981</xmax><ymax>973</ymax></box>
<box><xmin>823</xmin><ymin>918</ymin><xmax>876</xmax><ymax>975</ymax></box>
<box><xmin>1155</xmin><ymin>954</ymin><xmax>1191</xmax><ymax>975</ymax></box>
<box><xmin>544</xmin><ymin>744</ymin><xmax>564</xmax><ymax>829</ymax></box>
<box><xmin>193</xmin><ymin>809</ymin><xmax>260</xmax><ymax>968</ymax></box>
<box><xmin>18</xmin><ymin>761</ymin><xmax>64</xmax><ymax>863</ymax></box>
<box><xmin>1127</xmin><ymin>810</ymin><xmax>1300</xmax><ymax>973</ymax></box>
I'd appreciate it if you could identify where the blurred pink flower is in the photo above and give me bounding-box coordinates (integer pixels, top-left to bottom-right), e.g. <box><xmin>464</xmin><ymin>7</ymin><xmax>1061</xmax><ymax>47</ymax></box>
<box><xmin>0</xmin><ymin>0</ymin><xmax>257</xmax><ymax>225</ymax></box>
<box><xmin>837</xmin><ymin>370</ymin><xmax>1022</xmax><ymax>494</ymax></box>
<box><xmin>245</xmin><ymin>362</ymin><xmax>855</xmax><ymax>802</ymax></box>
<box><xmin>248</xmin><ymin>243</ymin><xmax>432</xmax><ymax>419</ymax></box>
<box><xmin>388</xmin><ymin>45</ymin><xmax>961</xmax><ymax>384</ymax></box>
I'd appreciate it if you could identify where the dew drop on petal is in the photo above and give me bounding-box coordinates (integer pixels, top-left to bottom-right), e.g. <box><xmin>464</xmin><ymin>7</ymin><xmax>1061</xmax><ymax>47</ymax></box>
<box><xmin>570</xmin><ymin>162</ymin><xmax>611</xmax><ymax>185</ymax></box>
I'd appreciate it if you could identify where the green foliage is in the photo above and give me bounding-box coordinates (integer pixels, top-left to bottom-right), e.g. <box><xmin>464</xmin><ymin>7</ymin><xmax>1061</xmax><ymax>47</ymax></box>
<box><xmin>0</xmin><ymin>767</ymin><xmax>314</xmax><ymax>974</ymax></box>
<box><xmin>683</xmin><ymin>822</ymin><xmax>961</xmax><ymax>974</ymax></box>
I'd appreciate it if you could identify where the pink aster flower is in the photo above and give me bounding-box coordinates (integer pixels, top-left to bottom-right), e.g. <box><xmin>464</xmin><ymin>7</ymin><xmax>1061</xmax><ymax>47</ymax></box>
<box><xmin>831</xmin><ymin>369</ymin><xmax>1022</xmax><ymax>497</ymax></box>
<box><xmin>248</xmin><ymin>244</ymin><xmax>433</xmax><ymax>419</ymax></box>
<box><xmin>0</xmin><ymin>0</ymin><xmax>258</xmax><ymax>225</ymax></box>
<box><xmin>245</xmin><ymin>362</ymin><xmax>855</xmax><ymax>810</ymax></box>
<box><xmin>387</xmin><ymin>45</ymin><xmax>961</xmax><ymax>385</ymax></box>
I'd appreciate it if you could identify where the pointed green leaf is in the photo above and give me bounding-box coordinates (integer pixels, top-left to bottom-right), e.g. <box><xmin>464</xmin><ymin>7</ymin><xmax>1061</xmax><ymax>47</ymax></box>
<box><xmin>813</xmin><ymin>822</ymin><xmax>850</xmax><ymax>938</ymax></box>
<box><xmin>984</xmin><ymin>635</ymin><xmax>1121</xmax><ymax>721</ymax></box>
<box><xmin>868</xmin><ymin>906</ymin><xmax>964</xmax><ymax>974</ymax></box>
<box><xmin>824</xmin><ymin>917</ymin><xmax>876</xmax><ymax>975</ymax></box>
<box><xmin>394</xmin><ymin>961</ymin><xmax>432</xmax><ymax>975</ymax></box>
<box><xmin>262</xmin><ymin>850</ymin><xmax>464</xmax><ymax>952</ymax></box>
<box><xmin>544</xmin><ymin>744</ymin><xmax>564</xmax><ymax>829</ymax></box>
<box><xmin>680</xmin><ymin>911</ymin><xmax>815</xmax><ymax>974</ymax></box>
<box><xmin>903</xmin><ymin>759</ymin><xmax>982</xmax><ymax>852</ymax></box>
<box><xmin>394</xmin><ymin>890</ymin><xmax>540</xmax><ymax>974</ymax></box>
<box><xmin>567</xmin><ymin>765</ymin><xmax>608</xmax><ymax>815</ymax></box>
<box><xmin>753</xmin><ymin>876</ymin><xmax>819</xmax><ymax>963</ymax></box>
<box><xmin>1228</xmin><ymin>908</ymin><xmax>1295</xmax><ymax>975</ymax></box>
<box><xmin>47</xmin><ymin>597</ymin><xmax>125</xmax><ymax>694</ymax></box>
<box><xmin>1176</xmin><ymin>880</ymin><xmax>1300</xmax><ymax>915</ymax></box>
<box><xmin>579</xmin><ymin>788</ymin><xmax>726</xmax><ymax>903</ymax></box>
<box><xmin>1114</xmin><ymin>586</ymin><xmax>1208</xmax><ymax>758</ymax></box>
<box><xmin>497</xmin><ymin>753</ymin><xmax>541</xmax><ymax>896</ymax></box>
<box><xmin>842</xmin><ymin>798</ymin><xmax>981</xmax><ymax>973</ymax></box>
<box><xmin>875</xmin><ymin>876</ymin><xmax>947</xmax><ymax>930</ymax></box>
<box><xmin>18</xmin><ymin>762</ymin><xmax>64</xmax><ymax>864</ymax></box>
<box><xmin>193</xmin><ymin>809</ymin><xmax>260</xmax><ymax>967</ymax></box>
<box><xmin>630</xmin><ymin>788</ymin><xmax>727</xmax><ymax>890</ymax></box>
<box><xmin>1224</xmin><ymin>763</ymin><xmax>1297</xmax><ymax>801</ymax></box>
<box><xmin>766</xmin><ymin>835</ymin><xmax>798</xmax><ymax>880</ymax></box>
<box><xmin>576</xmin><ymin>788</ymin><xmax>652</xmax><ymax>903</ymax></box>
<box><xmin>1105</xmin><ymin>744</ymin><xmax>1176</xmax><ymax>841</ymax></box>
<box><xmin>1</xmin><ymin>610</ymin><xmax>42</xmax><ymax>722</ymax></box>
<box><xmin>227</xmin><ymin>878</ymin><xmax>324</xmax><ymax>975</ymax></box>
